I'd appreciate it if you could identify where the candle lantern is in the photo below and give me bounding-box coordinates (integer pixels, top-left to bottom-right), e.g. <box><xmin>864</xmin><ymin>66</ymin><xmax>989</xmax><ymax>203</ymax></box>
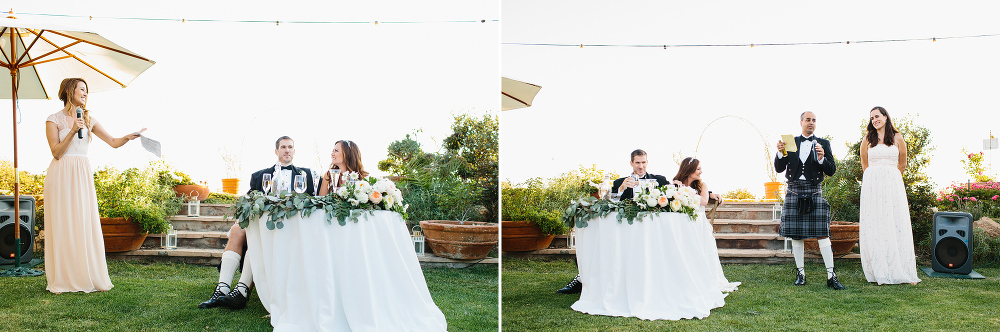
<box><xmin>411</xmin><ymin>225</ymin><xmax>425</xmax><ymax>256</ymax></box>
<box><xmin>187</xmin><ymin>196</ymin><xmax>200</xmax><ymax>217</ymax></box>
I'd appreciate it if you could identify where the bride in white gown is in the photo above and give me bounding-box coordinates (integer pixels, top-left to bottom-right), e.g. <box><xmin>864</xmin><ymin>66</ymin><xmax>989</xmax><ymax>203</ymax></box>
<box><xmin>860</xmin><ymin>106</ymin><xmax>921</xmax><ymax>285</ymax></box>
<box><xmin>673</xmin><ymin>157</ymin><xmax>741</xmax><ymax>293</ymax></box>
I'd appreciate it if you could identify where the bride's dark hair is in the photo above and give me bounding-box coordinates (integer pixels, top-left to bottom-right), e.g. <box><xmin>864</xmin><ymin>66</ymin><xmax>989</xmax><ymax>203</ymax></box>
<box><xmin>866</xmin><ymin>106</ymin><xmax>899</xmax><ymax>148</ymax></box>
<box><xmin>673</xmin><ymin>157</ymin><xmax>703</xmax><ymax>194</ymax></box>
<box><xmin>334</xmin><ymin>140</ymin><xmax>368</xmax><ymax>179</ymax></box>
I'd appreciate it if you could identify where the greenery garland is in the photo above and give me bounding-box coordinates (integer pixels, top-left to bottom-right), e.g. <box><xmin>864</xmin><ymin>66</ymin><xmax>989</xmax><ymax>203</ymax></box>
<box><xmin>563</xmin><ymin>196</ymin><xmax>700</xmax><ymax>229</ymax></box>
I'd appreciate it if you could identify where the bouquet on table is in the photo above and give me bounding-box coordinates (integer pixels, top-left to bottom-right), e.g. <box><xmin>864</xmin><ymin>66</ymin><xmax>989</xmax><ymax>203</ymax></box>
<box><xmin>232</xmin><ymin>175</ymin><xmax>408</xmax><ymax>230</ymax></box>
<box><xmin>563</xmin><ymin>182</ymin><xmax>702</xmax><ymax>229</ymax></box>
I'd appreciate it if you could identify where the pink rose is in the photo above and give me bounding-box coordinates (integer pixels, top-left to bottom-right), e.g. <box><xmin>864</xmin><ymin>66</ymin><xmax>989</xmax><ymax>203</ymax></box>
<box><xmin>970</xmin><ymin>197</ymin><xmax>978</xmax><ymax>201</ymax></box>
<box><xmin>937</xmin><ymin>197</ymin><xmax>943</xmax><ymax>201</ymax></box>
<box><xmin>993</xmin><ymin>195</ymin><xmax>999</xmax><ymax>200</ymax></box>
<box><xmin>949</xmin><ymin>198</ymin><xmax>954</xmax><ymax>201</ymax></box>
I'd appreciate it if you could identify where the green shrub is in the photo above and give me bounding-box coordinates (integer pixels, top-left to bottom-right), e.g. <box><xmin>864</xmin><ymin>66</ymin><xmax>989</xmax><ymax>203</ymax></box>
<box><xmin>501</xmin><ymin>181</ymin><xmax>568</xmax><ymax>235</ymax></box>
<box><xmin>94</xmin><ymin>161</ymin><xmax>184</xmax><ymax>234</ymax></box>
<box><xmin>973</xmin><ymin>228</ymin><xmax>1000</xmax><ymax>267</ymax></box>
<box><xmin>937</xmin><ymin>181</ymin><xmax>1000</xmax><ymax>219</ymax></box>
<box><xmin>203</xmin><ymin>192</ymin><xmax>238</xmax><ymax>205</ymax></box>
<box><xmin>1</xmin><ymin>160</ymin><xmax>46</xmax><ymax>230</ymax></box>
<box><xmin>723</xmin><ymin>188</ymin><xmax>756</xmax><ymax>200</ymax></box>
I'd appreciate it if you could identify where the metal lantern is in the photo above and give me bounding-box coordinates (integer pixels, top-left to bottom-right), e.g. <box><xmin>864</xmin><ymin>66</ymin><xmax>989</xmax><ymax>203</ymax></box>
<box><xmin>187</xmin><ymin>197</ymin><xmax>200</xmax><ymax>217</ymax></box>
<box><xmin>164</xmin><ymin>224</ymin><xmax>178</xmax><ymax>250</ymax></box>
<box><xmin>568</xmin><ymin>228</ymin><xmax>576</xmax><ymax>249</ymax></box>
<box><xmin>411</xmin><ymin>225</ymin><xmax>425</xmax><ymax>256</ymax></box>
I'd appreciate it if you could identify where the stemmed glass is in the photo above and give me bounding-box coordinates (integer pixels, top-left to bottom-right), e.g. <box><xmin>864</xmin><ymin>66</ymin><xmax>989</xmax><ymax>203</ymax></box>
<box><xmin>293</xmin><ymin>175</ymin><xmax>306</xmax><ymax>194</ymax></box>
<box><xmin>262</xmin><ymin>173</ymin><xmax>272</xmax><ymax>194</ymax></box>
<box><xmin>329</xmin><ymin>169</ymin><xmax>341</xmax><ymax>193</ymax></box>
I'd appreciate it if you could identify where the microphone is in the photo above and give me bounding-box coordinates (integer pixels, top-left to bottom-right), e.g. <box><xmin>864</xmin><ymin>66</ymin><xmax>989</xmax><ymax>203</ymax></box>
<box><xmin>76</xmin><ymin>107</ymin><xmax>83</xmax><ymax>139</ymax></box>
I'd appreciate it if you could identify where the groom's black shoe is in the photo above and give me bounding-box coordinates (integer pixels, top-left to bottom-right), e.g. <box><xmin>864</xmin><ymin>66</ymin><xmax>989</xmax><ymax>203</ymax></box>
<box><xmin>556</xmin><ymin>275</ymin><xmax>583</xmax><ymax>294</ymax></box>
<box><xmin>827</xmin><ymin>269</ymin><xmax>846</xmax><ymax>290</ymax></box>
<box><xmin>219</xmin><ymin>282</ymin><xmax>251</xmax><ymax>309</ymax></box>
<box><xmin>198</xmin><ymin>282</ymin><xmax>230</xmax><ymax>309</ymax></box>
<box><xmin>793</xmin><ymin>268</ymin><xmax>806</xmax><ymax>286</ymax></box>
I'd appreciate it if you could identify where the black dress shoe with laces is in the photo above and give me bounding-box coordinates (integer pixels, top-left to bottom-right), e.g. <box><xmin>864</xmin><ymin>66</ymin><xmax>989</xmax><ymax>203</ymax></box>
<box><xmin>827</xmin><ymin>270</ymin><xmax>846</xmax><ymax>290</ymax></box>
<box><xmin>794</xmin><ymin>269</ymin><xmax>807</xmax><ymax>286</ymax></box>
<box><xmin>556</xmin><ymin>275</ymin><xmax>583</xmax><ymax>294</ymax></box>
<box><xmin>199</xmin><ymin>282</ymin><xmax>230</xmax><ymax>309</ymax></box>
<box><xmin>219</xmin><ymin>282</ymin><xmax>251</xmax><ymax>309</ymax></box>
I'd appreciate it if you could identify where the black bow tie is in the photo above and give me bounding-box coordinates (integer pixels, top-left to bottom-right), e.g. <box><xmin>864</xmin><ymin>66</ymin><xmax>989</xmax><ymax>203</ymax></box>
<box><xmin>802</xmin><ymin>136</ymin><xmax>816</xmax><ymax>142</ymax></box>
<box><xmin>280</xmin><ymin>165</ymin><xmax>295</xmax><ymax>171</ymax></box>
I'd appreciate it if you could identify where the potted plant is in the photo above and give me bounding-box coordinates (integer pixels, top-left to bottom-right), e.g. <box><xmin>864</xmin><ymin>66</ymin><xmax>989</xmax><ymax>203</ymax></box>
<box><xmin>804</xmin><ymin>221</ymin><xmax>859</xmax><ymax>256</ymax></box>
<box><xmin>220</xmin><ymin>147</ymin><xmax>242</xmax><ymax>194</ymax></box>
<box><xmin>501</xmin><ymin>180</ymin><xmax>568</xmax><ymax>252</ymax></box>
<box><xmin>94</xmin><ymin>162</ymin><xmax>184</xmax><ymax>252</ymax></box>
<box><xmin>379</xmin><ymin>128</ymin><xmax>498</xmax><ymax>260</ymax></box>
<box><xmin>158</xmin><ymin>168</ymin><xmax>210</xmax><ymax>201</ymax></box>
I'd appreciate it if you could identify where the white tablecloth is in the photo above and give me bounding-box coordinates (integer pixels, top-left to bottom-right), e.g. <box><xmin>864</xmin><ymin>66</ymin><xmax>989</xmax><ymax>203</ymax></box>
<box><xmin>572</xmin><ymin>211</ymin><xmax>733</xmax><ymax>320</ymax></box>
<box><xmin>245</xmin><ymin>210</ymin><xmax>447</xmax><ymax>332</ymax></box>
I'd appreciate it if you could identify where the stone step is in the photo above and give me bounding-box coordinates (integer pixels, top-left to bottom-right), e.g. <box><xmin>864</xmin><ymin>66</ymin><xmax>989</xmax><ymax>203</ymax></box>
<box><xmin>143</xmin><ymin>231</ymin><xmax>229</xmax><ymax>249</ymax></box>
<box><xmin>173</xmin><ymin>204</ymin><xmax>234</xmax><ymax>217</ymax></box>
<box><xmin>711</xmin><ymin>208</ymin><xmax>780</xmax><ymax>221</ymax></box>
<box><xmin>716</xmin><ymin>201</ymin><xmax>782</xmax><ymax>210</ymax></box>
<box><xmin>715</xmin><ymin>233</ymin><xmax>786</xmax><ymax>250</ymax></box>
<box><xmin>106</xmin><ymin>247</ymin><xmax>496</xmax><ymax>267</ymax></box>
<box><xmin>502</xmin><ymin>248</ymin><xmax>859</xmax><ymax>264</ymax></box>
<box><xmin>712</xmin><ymin>219</ymin><xmax>780</xmax><ymax>234</ymax></box>
<box><xmin>169</xmin><ymin>215</ymin><xmax>235</xmax><ymax>232</ymax></box>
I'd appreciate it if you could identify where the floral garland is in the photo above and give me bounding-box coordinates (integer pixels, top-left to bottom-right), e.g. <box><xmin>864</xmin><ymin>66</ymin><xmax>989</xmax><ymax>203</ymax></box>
<box><xmin>231</xmin><ymin>175</ymin><xmax>408</xmax><ymax>230</ymax></box>
<box><xmin>563</xmin><ymin>183</ymin><xmax>701</xmax><ymax>228</ymax></box>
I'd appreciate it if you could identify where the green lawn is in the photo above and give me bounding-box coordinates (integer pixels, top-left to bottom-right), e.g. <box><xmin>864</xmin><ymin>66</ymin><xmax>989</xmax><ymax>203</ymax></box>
<box><xmin>502</xmin><ymin>258</ymin><xmax>1000</xmax><ymax>331</ymax></box>
<box><xmin>0</xmin><ymin>260</ymin><xmax>497</xmax><ymax>331</ymax></box>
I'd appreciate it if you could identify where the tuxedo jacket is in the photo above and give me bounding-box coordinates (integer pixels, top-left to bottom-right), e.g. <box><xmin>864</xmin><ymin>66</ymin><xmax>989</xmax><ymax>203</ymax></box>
<box><xmin>248</xmin><ymin>165</ymin><xmax>316</xmax><ymax>195</ymax></box>
<box><xmin>611</xmin><ymin>173</ymin><xmax>670</xmax><ymax>200</ymax></box>
<box><xmin>774</xmin><ymin>136</ymin><xmax>837</xmax><ymax>185</ymax></box>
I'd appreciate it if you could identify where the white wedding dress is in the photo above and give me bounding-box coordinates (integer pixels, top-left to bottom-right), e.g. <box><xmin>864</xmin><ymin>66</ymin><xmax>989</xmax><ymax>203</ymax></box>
<box><xmin>697</xmin><ymin>207</ymin><xmax>741</xmax><ymax>293</ymax></box>
<box><xmin>860</xmin><ymin>144</ymin><xmax>921</xmax><ymax>284</ymax></box>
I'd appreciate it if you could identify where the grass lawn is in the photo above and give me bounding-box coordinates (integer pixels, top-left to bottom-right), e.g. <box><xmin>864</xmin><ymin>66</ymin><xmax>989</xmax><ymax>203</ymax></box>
<box><xmin>502</xmin><ymin>258</ymin><xmax>1000</xmax><ymax>331</ymax></box>
<box><xmin>0</xmin><ymin>260</ymin><xmax>497</xmax><ymax>331</ymax></box>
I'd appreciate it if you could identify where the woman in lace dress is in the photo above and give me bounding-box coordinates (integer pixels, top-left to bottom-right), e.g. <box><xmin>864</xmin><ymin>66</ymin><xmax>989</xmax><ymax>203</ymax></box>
<box><xmin>43</xmin><ymin>78</ymin><xmax>143</xmax><ymax>293</ymax></box>
<box><xmin>673</xmin><ymin>157</ymin><xmax>741</xmax><ymax>293</ymax></box>
<box><xmin>860</xmin><ymin>106</ymin><xmax>921</xmax><ymax>285</ymax></box>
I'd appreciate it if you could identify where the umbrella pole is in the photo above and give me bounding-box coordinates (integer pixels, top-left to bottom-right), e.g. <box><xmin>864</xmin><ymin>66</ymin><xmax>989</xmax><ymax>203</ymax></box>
<box><xmin>1</xmin><ymin>39</ymin><xmax>43</xmax><ymax>277</ymax></box>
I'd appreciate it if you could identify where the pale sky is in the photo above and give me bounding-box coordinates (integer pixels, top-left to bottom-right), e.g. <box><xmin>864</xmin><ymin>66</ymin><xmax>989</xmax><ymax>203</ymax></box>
<box><xmin>2</xmin><ymin>0</ymin><xmax>498</xmax><ymax>193</ymax></box>
<box><xmin>502</xmin><ymin>0</ymin><xmax>1000</xmax><ymax>196</ymax></box>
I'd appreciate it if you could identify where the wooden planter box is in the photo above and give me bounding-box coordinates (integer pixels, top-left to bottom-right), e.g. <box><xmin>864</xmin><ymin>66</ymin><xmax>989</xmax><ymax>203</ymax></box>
<box><xmin>101</xmin><ymin>217</ymin><xmax>148</xmax><ymax>252</ymax></box>
<box><xmin>804</xmin><ymin>221</ymin><xmax>859</xmax><ymax>256</ymax></box>
<box><xmin>173</xmin><ymin>184</ymin><xmax>211</xmax><ymax>201</ymax></box>
<box><xmin>501</xmin><ymin>221</ymin><xmax>555</xmax><ymax>252</ymax></box>
<box><xmin>419</xmin><ymin>220</ymin><xmax>498</xmax><ymax>260</ymax></box>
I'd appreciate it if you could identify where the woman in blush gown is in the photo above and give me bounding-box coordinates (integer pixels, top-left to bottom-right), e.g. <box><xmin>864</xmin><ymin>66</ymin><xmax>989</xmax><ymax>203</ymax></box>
<box><xmin>43</xmin><ymin>78</ymin><xmax>143</xmax><ymax>293</ymax></box>
<box><xmin>673</xmin><ymin>157</ymin><xmax>741</xmax><ymax>293</ymax></box>
<box><xmin>859</xmin><ymin>106</ymin><xmax>921</xmax><ymax>285</ymax></box>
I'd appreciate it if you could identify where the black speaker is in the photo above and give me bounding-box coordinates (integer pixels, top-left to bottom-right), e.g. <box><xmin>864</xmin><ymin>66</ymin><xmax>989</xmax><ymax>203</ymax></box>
<box><xmin>0</xmin><ymin>195</ymin><xmax>35</xmax><ymax>264</ymax></box>
<box><xmin>931</xmin><ymin>211</ymin><xmax>974</xmax><ymax>274</ymax></box>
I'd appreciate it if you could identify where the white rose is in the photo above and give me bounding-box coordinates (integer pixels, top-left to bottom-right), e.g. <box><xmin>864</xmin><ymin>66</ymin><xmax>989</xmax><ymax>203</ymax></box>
<box><xmin>645</xmin><ymin>196</ymin><xmax>657</xmax><ymax>208</ymax></box>
<box><xmin>336</xmin><ymin>186</ymin><xmax>349</xmax><ymax>197</ymax></box>
<box><xmin>348</xmin><ymin>198</ymin><xmax>359</xmax><ymax>206</ymax></box>
<box><xmin>355</xmin><ymin>190</ymin><xmax>369</xmax><ymax>204</ymax></box>
<box><xmin>650</xmin><ymin>188</ymin><xmax>662</xmax><ymax>197</ymax></box>
<box><xmin>384</xmin><ymin>194</ymin><xmax>394</xmax><ymax>207</ymax></box>
<box><xmin>670</xmin><ymin>199</ymin><xmax>682</xmax><ymax>211</ymax></box>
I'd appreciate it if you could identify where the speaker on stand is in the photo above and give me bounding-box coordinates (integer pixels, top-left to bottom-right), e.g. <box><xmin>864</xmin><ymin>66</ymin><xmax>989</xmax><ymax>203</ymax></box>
<box><xmin>0</xmin><ymin>195</ymin><xmax>35</xmax><ymax>265</ymax></box>
<box><xmin>931</xmin><ymin>211</ymin><xmax>974</xmax><ymax>275</ymax></box>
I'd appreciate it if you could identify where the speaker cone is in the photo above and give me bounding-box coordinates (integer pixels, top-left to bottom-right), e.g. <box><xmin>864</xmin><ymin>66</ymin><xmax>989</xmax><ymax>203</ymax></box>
<box><xmin>0</xmin><ymin>223</ymin><xmax>32</xmax><ymax>259</ymax></box>
<box><xmin>935</xmin><ymin>237</ymin><xmax>969</xmax><ymax>269</ymax></box>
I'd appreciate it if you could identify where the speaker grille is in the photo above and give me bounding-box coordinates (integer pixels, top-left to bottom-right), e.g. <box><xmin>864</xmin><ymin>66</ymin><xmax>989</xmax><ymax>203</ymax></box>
<box><xmin>0</xmin><ymin>223</ymin><xmax>32</xmax><ymax>259</ymax></box>
<box><xmin>935</xmin><ymin>237</ymin><xmax>969</xmax><ymax>269</ymax></box>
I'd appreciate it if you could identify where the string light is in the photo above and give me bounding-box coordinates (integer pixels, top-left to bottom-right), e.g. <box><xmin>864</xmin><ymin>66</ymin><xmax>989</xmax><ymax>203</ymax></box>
<box><xmin>16</xmin><ymin>11</ymin><xmax>497</xmax><ymax>25</ymax></box>
<box><xmin>505</xmin><ymin>33</ymin><xmax>1000</xmax><ymax>49</ymax></box>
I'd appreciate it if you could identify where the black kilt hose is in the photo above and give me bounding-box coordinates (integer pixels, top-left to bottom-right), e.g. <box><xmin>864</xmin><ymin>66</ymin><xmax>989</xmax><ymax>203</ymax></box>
<box><xmin>779</xmin><ymin>180</ymin><xmax>831</xmax><ymax>240</ymax></box>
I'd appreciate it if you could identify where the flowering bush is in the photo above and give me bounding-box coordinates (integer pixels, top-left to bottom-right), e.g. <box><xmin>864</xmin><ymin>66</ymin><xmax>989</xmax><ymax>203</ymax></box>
<box><xmin>937</xmin><ymin>181</ymin><xmax>1000</xmax><ymax>219</ymax></box>
<box><xmin>961</xmin><ymin>148</ymin><xmax>995</xmax><ymax>182</ymax></box>
<box><xmin>723</xmin><ymin>188</ymin><xmax>757</xmax><ymax>200</ymax></box>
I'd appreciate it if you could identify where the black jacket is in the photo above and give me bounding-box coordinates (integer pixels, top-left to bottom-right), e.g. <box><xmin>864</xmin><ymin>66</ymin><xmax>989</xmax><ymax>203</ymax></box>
<box><xmin>611</xmin><ymin>173</ymin><xmax>670</xmax><ymax>200</ymax></box>
<box><xmin>248</xmin><ymin>165</ymin><xmax>316</xmax><ymax>195</ymax></box>
<box><xmin>774</xmin><ymin>136</ymin><xmax>836</xmax><ymax>184</ymax></box>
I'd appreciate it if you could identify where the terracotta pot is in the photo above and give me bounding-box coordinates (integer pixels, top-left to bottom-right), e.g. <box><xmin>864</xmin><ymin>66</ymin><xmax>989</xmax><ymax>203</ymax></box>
<box><xmin>804</xmin><ymin>221</ymin><xmax>859</xmax><ymax>256</ymax></box>
<box><xmin>764</xmin><ymin>181</ymin><xmax>783</xmax><ymax>199</ymax></box>
<box><xmin>100</xmin><ymin>217</ymin><xmax>148</xmax><ymax>252</ymax></box>
<box><xmin>173</xmin><ymin>184</ymin><xmax>211</xmax><ymax>201</ymax></box>
<box><xmin>221</xmin><ymin>178</ymin><xmax>241</xmax><ymax>195</ymax></box>
<box><xmin>501</xmin><ymin>221</ymin><xmax>555</xmax><ymax>252</ymax></box>
<box><xmin>419</xmin><ymin>220</ymin><xmax>498</xmax><ymax>260</ymax></box>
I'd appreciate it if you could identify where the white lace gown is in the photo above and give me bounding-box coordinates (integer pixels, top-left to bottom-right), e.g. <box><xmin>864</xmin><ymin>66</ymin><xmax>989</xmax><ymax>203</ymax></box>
<box><xmin>43</xmin><ymin>112</ymin><xmax>113</xmax><ymax>293</ymax></box>
<box><xmin>860</xmin><ymin>144</ymin><xmax>921</xmax><ymax>285</ymax></box>
<box><xmin>697</xmin><ymin>207</ymin><xmax>741</xmax><ymax>293</ymax></box>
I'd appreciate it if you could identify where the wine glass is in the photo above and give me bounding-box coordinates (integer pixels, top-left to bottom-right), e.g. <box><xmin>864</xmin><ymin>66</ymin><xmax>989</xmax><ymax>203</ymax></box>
<box><xmin>262</xmin><ymin>173</ymin><xmax>272</xmax><ymax>194</ymax></box>
<box><xmin>329</xmin><ymin>169</ymin><xmax>341</xmax><ymax>191</ymax></box>
<box><xmin>293</xmin><ymin>175</ymin><xmax>306</xmax><ymax>194</ymax></box>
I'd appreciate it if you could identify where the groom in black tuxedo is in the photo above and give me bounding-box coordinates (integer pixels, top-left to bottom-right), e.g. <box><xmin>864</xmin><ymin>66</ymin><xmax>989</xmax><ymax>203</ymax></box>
<box><xmin>775</xmin><ymin>111</ymin><xmax>845</xmax><ymax>290</ymax></box>
<box><xmin>556</xmin><ymin>149</ymin><xmax>670</xmax><ymax>294</ymax></box>
<box><xmin>200</xmin><ymin>136</ymin><xmax>316</xmax><ymax>310</ymax></box>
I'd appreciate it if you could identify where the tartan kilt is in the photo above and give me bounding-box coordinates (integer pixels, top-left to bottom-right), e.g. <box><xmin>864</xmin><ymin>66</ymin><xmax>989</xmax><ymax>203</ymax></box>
<box><xmin>779</xmin><ymin>181</ymin><xmax>831</xmax><ymax>240</ymax></box>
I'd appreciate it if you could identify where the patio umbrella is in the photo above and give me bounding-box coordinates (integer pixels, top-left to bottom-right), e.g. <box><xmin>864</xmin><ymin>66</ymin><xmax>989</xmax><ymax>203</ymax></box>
<box><xmin>501</xmin><ymin>77</ymin><xmax>541</xmax><ymax>111</ymax></box>
<box><xmin>0</xmin><ymin>14</ymin><xmax>155</xmax><ymax>277</ymax></box>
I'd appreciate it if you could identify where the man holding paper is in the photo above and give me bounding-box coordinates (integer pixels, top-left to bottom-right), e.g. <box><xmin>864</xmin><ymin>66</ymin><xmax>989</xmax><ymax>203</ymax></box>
<box><xmin>774</xmin><ymin>111</ymin><xmax>846</xmax><ymax>290</ymax></box>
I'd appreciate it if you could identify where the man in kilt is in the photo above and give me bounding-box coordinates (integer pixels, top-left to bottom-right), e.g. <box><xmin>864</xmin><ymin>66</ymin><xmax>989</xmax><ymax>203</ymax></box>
<box><xmin>775</xmin><ymin>111</ymin><xmax>846</xmax><ymax>290</ymax></box>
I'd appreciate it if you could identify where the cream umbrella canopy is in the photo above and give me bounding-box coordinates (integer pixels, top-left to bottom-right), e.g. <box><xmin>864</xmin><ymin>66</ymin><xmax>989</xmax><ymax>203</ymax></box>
<box><xmin>0</xmin><ymin>14</ymin><xmax>155</xmax><ymax>277</ymax></box>
<box><xmin>501</xmin><ymin>77</ymin><xmax>541</xmax><ymax>111</ymax></box>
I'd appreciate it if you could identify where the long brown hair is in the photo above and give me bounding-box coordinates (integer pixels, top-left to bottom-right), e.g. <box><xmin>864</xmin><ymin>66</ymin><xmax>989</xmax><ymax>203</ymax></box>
<box><xmin>866</xmin><ymin>106</ymin><xmax>899</xmax><ymax>148</ymax></box>
<box><xmin>673</xmin><ymin>157</ymin><xmax>703</xmax><ymax>194</ymax></box>
<box><xmin>334</xmin><ymin>140</ymin><xmax>368</xmax><ymax>178</ymax></box>
<box><xmin>58</xmin><ymin>78</ymin><xmax>92</xmax><ymax>140</ymax></box>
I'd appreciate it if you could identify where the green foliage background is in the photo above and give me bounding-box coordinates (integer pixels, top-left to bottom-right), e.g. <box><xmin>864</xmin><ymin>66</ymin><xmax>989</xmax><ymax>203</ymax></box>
<box><xmin>93</xmin><ymin>161</ymin><xmax>184</xmax><ymax>234</ymax></box>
